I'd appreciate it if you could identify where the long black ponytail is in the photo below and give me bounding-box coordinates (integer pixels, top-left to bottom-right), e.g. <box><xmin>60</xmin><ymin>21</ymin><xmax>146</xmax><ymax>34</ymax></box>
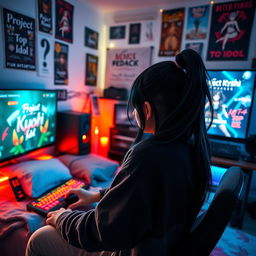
<box><xmin>128</xmin><ymin>49</ymin><xmax>214</xmax><ymax>204</ymax></box>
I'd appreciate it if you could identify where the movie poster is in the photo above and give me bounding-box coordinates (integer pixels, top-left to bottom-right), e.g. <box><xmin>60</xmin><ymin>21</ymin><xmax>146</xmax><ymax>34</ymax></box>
<box><xmin>105</xmin><ymin>47</ymin><xmax>152</xmax><ymax>90</ymax></box>
<box><xmin>129</xmin><ymin>23</ymin><xmax>141</xmax><ymax>44</ymax></box>
<box><xmin>55</xmin><ymin>0</ymin><xmax>73</xmax><ymax>43</ymax></box>
<box><xmin>3</xmin><ymin>8</ymin><xmax>36</xmax><ymax>71</ymax></box>
<box><xmin>185</xmin><ymin>42</ymin><xmax>203</xmax><ymax>57</ymax></box>
<box><xmin>38</xmin><ymin>0</ymin><xmax>52</xmax><ymax>34</ymax></box>
<box><xmin>54</xmin><ymin>42</ymin><xmax>68</xmax><ymax>85</ymax></box>
<box><xmin>159</xmin><ymin>8</ymin><xmax>185</xmax><ymax>56</ymax></box>
<box><xmin>207</xmin><ymin>0</ymin><xmax>255</xmax><ymax>61</ymax></box>
<box><xmin>109</xmin><ymin>26</ymin><xmax>126</xmax><ymax>39</ymax></box>
<box><xmin>206</xmin><ymin>71</ymin><xmax>255</xmax><ymax>139</ymax></box>
<box><xmin>85</xmin><ymin>54</ymin><xmax>98</xmax><ymax>86</ymax></box>
<box><xmin>85</xmin><ymin>27</ymin><xmax>99</xmax><ymax>49</ymax></box>
<box><xmin>186</xmin><ymin>5</ymin><xmax>209</xmax><ymax>40</ymax></box>
<box><xmin>38</xmin><ymin>34</ymin><xmax>53</xmax><ymax>77</ymax></box>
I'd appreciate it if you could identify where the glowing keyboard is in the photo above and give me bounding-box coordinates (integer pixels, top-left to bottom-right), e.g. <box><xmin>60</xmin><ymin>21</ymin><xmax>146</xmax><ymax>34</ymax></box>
<box><xmin>27</xmin><ymin>178</ymin><xmax>89</xmax><ymax>217</ymax></box>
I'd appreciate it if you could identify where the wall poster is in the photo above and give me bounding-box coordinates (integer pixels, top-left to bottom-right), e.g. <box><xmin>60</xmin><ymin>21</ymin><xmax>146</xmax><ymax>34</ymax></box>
<box><xmin>85</xmin><ymin>54</ymin><xmax>98</xmax><ymax>86</ymax></box>
<box><xmin>105</xmin><ymin>47</ymin><xmax>152</xmax><ymax>90</ymax></box>
<box><xmin>129</xmin><ymin>23</ymin><xmax>141</xmax><ymax>44</ymax></box>
<box><xmin>85</xmin><ymin>27</ymin><xmax>99</xmax><ymax>49</ymax></box>
<box><xmin>141</xmin><ymin>21</ymin><xmax>155</xmax><ymax>42</ymax></box>
<box><xmin>54</xmin><ymin>42</ymin><xmax>68</xmax><ymax>85</ymax></box>
<box><xmin>38</xmin><ymin>34</ymin><xmax>53</xmax><ymax>77</ymax></box>
<box><xmin>38</xmin><ymin>0</ymin><xmax>53</xmax><ymax>34</ymax></box>
<box><xmin>186</xmin><ymin>5</ymin><xmax>209</xmax><ymax>40</ymax></box>
<box><xmin>109</xmin><ymin>26</ymin><xmax>126</xmax><ymax>39</ymax></box>
<box><xmin>3</xmin><ymin>8</ymin><xmax>36</xmax><ymax>71</ymax></box>
<box><xmin>159</xmin><ymin>8</ymin><xmax>185</xmax><ymax>56</ymax></box>
<box><xmin>207</xmin><ymin>0</ymin><xmax>255</xmax><ymax>61</ymax></box>
<box><xmin>55</xmin><ymin>0</ymin><xmax>74</xmax><ymax>43</ymax></box>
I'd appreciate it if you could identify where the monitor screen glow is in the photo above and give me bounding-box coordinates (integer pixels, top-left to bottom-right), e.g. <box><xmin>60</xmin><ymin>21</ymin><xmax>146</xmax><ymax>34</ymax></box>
<box><xmin>206</xmin><ymin>70</ymin><xmax>255</xmax><ymax>140</ymax></box>
<box><xmin>0</xmin><ymin>90</ymin><xmax>57</xmax><ymax>162</ymax></box>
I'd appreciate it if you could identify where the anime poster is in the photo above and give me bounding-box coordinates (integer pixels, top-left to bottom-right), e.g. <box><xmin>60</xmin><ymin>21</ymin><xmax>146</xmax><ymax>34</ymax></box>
<box><xmin>186</xmin><ymin>5</ymin><xmax>209</xmax><ymax>40</ymax></box>
<box><xmin>207</xmin><ymin>0</ymin><xmax>255</xmax><ymax>61</ymax></box>
<box><xmin>141</xmin><ymin>21</ymin><xmax>155</xmax><ymax>42</ymax></box>
<box><xmin>105</xmin><ymin>47</ymin><xmax>152</xmax><ymax>90</ymax></box>
<box><xmin>54</xmin><ymin>42</ymin><xmax>68</xmax><ymax>85</ymax></box>
<box><xmin>85</xmin><ymin>54</ymin><xmax>98</xmax><ymax>86</ymax></box>
<box><xmin>3</xmin><ymin>8</ymin><xmax>36</xmax><ymax>71</ymax></box>
<box><xmin>185</xmin><ymin>42</ymin><xmax>203</xmax><ymax>57</ymax></box>
<box><xmin>109</xmin><ymin>26</ymin><xmax>126</xmax><ymax>39</ymax></box>
<box><xmin>38</xmin><ymin>0</ymin><xmax>52</xmax><ymax>34</ymax></box>
<box><xmin>85</xmin><ymin>27</ymin><xmax>99</xmax><ymax>49</ymax></box>
<box><xmin>159</xmin><ymin>8</ymin><xmax>185</xmax><ymax>57</ymax></box>
<box><xmin>206</xmin><ymin>70</ymin><xmax>255</xmax><ymax>139</ymax></box>
<box><xmin>55</xmin><ymin>0</ymin><xmax>73</xmax><ymax>43</ymax></box>
<box><xmin>38</xmin><ymin>34</ymin><xmax>53</xmax><ymax>77</ymax></box>
<box><xmin>129</xmin><ymin>23</ymin><xmax>141</xmax><ymax>44</ymax></box>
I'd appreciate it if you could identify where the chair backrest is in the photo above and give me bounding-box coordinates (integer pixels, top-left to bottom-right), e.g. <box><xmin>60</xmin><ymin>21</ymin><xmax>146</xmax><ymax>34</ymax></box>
<box><xmin>179</xmin><ymin>166</ymin><xmax>245</xmax><ymax>256</ymax></box>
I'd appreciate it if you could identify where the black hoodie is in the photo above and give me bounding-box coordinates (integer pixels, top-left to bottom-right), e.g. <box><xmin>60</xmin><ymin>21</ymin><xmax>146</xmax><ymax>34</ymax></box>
<box><xmin>56</xmin><ymin>135</ymin><xmax>203</xmax><ymax>256</ymax></box>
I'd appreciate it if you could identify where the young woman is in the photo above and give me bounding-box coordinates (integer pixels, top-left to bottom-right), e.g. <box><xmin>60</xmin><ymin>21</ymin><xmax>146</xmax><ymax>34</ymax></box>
<box><xmin>26</xmin><ymin>49</ymin><xmax>213</xmax><ymax>256</ymax></box>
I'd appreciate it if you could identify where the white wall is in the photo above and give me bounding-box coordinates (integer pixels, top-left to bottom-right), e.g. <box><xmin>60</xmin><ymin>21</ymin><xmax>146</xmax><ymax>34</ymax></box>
<box><xmin>103</xmin><ymin>0</ymin><xmax>256</xmax><ymax>70</ymax></box>
<box><xmin>0</xmin><ymin>0</ymin><xmax>104</xmax><ymax>111</ymax></box>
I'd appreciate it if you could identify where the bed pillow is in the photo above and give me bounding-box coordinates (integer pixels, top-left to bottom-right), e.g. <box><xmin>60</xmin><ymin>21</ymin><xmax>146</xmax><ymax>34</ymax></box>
<box><xmin>3</xmin><ymin>158</ymin><xmax>72</xmax><ymax>198</ymax></box>
<box><xmin>58</xmin><ymin>154</ymin><xmax>119</xmax><ymax>186</ymax></box>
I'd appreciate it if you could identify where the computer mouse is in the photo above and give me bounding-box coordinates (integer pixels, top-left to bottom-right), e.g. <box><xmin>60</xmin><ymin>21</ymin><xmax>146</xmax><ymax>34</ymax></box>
<box><xmin>64</xmin><ymin>193</ymin><xmax>79</xmax><ymax>206</ymax></box>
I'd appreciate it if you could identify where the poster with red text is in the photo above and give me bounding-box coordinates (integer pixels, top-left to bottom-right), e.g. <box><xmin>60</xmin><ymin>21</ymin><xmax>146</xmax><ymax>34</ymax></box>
<box><xmin>105</xmin><ymin>47</ymin><xmax>152</xmax><ymax>90</ymax></box>
<box><xmin>159</xmin><ymin>8</ymin><xmax>185</xmax><ymax>57</ymax></box>
<box><xmin>207</xmin><ymin>0</ymin><xmax>255</xmax><ymax>61</ymax></box>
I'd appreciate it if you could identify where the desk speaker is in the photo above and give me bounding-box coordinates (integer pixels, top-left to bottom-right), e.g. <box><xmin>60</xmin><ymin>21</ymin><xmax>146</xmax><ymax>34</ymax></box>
<box><xmin>56</xmin><ymin>111</ymin><xmax>91</xmax><ymax>155</ymax></box>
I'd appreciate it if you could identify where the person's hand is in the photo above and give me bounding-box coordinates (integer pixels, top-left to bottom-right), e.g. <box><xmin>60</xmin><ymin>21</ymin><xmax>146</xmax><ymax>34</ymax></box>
<box><xmin>65</xmin><ymin>188</ymin><xmax>101</xmax><ymax>209</ymax></box>
<box><xmin>46</xmin><ymin>208</ymin><xmax>71</xmax><ymax>227</ymax></box>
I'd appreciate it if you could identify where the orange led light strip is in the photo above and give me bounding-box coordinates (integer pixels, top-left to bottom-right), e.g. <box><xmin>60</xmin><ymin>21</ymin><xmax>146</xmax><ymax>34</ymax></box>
<box><xmin>0</xmin><ymin>176</ymin><xmax>9</xmax><ymax>183</ymax></box>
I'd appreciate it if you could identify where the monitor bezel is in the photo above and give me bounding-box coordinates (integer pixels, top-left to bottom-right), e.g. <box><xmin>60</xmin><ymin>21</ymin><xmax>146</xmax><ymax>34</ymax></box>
<box><xmin>207</xmin><ymin>69</ymin><xmax>256</xmax><ymax>143</ymax></box>
<box><xmin>0</xmin><ymin>89</ymin><xmax>58</xmax><ymax>163</ymax></box>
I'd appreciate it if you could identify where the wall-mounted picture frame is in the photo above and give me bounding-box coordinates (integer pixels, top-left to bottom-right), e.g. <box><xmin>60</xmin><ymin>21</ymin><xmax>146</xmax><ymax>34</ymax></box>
<box><xmin>129</xmin><ymin>23</ymin><xmax>141</xmax><ymax>44</ymax></box>
<box><xmin>85</xmin><ymin>27</ymin><xmax>99</xmax><ymax>49</ymax></box>
<box><xmin>109</xmin><ymin>25</ymin><xmax>126</xmax><ymax>39</ymax></box>
<box><xmin>85</xmin><ymin>54</ymin><xmax>98</xmax><ymax>86</ymax></box>
<box><xmin>55</xmin><ymin>0</ymin><xmax>74</xmax><ymax>43</ymax></box>
<box><xmin>3</xmin><ymin>8</ymin><xmax>36</xmax><ymax>71</ymax></box>
<box><xmin>37</xmin><ymin>0</ymin><xmax>53</xmax><ymax>34</ymax></box>
<box><xmin>54</xmin><ymin>42</ymin><xmax>69</xmax><ymax>85</ymax></box>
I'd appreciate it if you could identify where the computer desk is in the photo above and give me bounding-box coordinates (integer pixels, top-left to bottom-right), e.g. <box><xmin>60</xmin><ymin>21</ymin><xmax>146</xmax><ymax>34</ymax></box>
<box><xmin>211</xmin><ymin>156</ymin><xmax>256</xmax><ymax>229</ymax></box>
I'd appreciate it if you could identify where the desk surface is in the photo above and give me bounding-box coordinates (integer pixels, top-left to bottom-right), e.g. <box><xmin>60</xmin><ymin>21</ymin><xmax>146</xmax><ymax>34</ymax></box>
<box><xmin>211</xmin><ymin>156</ymin><xmax>256</xmax><ymax>171</ymax></box>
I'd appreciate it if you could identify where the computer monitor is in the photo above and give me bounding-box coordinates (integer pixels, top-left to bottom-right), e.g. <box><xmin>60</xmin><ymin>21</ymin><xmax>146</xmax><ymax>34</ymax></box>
<box><xmin>114</xmin><ymin>104</ymin><xmax>136</xmax><ymax>127</ymax></box>
<box><xmin>206</xmin><ymin>70</ymin><xmax>256</xmax><ymax>141</ymax></box>
<box><xmin>0</xmin><ymin>89</ymin><xmax>57</xmax><ymax>162</ymax></box>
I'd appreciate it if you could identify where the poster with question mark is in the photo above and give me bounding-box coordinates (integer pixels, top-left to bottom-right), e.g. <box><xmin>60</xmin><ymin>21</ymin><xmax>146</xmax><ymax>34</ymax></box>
<box><xmin>38</xmin><ymin>34</ymin><xmax>53</xmax><ymax>76</ymax></box>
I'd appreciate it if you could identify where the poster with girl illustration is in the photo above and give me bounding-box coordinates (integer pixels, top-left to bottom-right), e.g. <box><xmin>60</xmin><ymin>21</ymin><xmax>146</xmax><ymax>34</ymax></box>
<box><xmin>207</xmin><ymin>0</ymin><xmax>255</xmax><ymax>61</ymax></box>
<box><xmin>55</xmin><ymin>0</ymin><xmax>73</xmax><ymax>43</ymax></box>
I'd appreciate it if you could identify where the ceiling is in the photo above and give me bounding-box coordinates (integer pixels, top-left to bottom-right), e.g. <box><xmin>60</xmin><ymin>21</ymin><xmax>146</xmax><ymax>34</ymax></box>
<box><xmin>81</xmin><ymin>0</ymin><xmax>187</xmax><ymax>13</ymax></box>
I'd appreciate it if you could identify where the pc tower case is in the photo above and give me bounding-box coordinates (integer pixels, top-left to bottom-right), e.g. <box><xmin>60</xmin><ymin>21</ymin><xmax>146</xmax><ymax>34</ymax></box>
<box><xmin>57</xmin><ymin>111</ymin><xmax>91</xmax><ymax>155</ymax></box>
